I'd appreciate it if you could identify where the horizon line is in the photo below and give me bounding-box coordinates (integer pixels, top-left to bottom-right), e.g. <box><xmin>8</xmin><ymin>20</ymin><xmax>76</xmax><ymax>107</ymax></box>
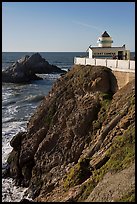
<box><xmin>2</xmin><ymin>50</ymin><xmax>135</xmax><ymax>53</ymax></box>
<box><xmin>2</xmin><ymin>51</ymin><xmax>89</xmax><ymax>53</ymax></box>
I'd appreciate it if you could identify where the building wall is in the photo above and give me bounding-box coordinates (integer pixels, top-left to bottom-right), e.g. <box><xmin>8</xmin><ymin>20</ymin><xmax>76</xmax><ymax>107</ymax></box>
<box><xmin>89</xmin><ymin>47</ymin><xmax>129</xmax><ymax>59</ymax></box>
<box><xmin>89</xmin><ymin>49</ymin><xmax>93</xmax><ymax>58</ymax></box>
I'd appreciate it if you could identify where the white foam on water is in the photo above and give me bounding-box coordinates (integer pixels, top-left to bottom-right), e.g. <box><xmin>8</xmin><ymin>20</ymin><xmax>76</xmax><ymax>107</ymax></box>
<box><xmin>2</xmin><ymin>120</ymin><xmax>30</xmax><ymax>202</ymax></box>
<box><xmin>2</xmin><ymin>178</ymin><xmax>28</xmax><ymax>202</ymax></box>
<box><xmin>2</xmin><ymin>121</ymin><xmax>27</xmax><ymax>163</ymax></box>
<box><xmin>36</xmin><ymin>73</ymin><xmax>61</xmax><ymax>79</ymax></box>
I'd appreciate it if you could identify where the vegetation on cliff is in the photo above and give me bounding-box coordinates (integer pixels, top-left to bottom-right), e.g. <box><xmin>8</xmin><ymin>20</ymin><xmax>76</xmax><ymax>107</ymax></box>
<box><xmin>5</xmin><ymin>65</ymin><xmax>135</xmax><ymax>202</ymax></box>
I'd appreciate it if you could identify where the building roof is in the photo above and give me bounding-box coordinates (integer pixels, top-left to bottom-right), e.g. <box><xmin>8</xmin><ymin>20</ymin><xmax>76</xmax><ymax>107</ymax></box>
<box><xmin>101</xmin><ymin>31</ymin><xmax>110</xmax><ymax>37</ymax></box>
<box><xmin>89</xmin><ymin>46</ymin><xmax>126</xmax><ymax>50</ymax></box>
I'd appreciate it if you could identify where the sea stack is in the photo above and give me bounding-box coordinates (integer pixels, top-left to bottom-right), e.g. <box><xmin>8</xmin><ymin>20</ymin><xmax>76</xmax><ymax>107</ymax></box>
<box><xmin>2</xmin><ymin>53</ymin><xmax>66</xmax><ymax>83</ymax></box>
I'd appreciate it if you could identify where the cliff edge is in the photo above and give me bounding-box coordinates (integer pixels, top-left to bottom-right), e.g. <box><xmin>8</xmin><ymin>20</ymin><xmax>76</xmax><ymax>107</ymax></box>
<box><xmin>6</xmin><ymin>65</ymin><xmax>135</xmax><ymax>202</ymax></box>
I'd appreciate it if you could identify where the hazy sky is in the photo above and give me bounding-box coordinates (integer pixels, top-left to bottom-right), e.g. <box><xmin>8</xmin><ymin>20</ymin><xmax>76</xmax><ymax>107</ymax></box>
<box><xmin>2</xmin><ymin>2</ymin><xmax>135</xmax><ymax>52</ymax></box>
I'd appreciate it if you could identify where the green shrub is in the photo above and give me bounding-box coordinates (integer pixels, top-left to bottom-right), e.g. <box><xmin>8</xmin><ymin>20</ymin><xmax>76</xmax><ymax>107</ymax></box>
<box><xmin>63</xmin><ymin>158</ymin><xmax>91</xmax><ymax>189</ymax></box>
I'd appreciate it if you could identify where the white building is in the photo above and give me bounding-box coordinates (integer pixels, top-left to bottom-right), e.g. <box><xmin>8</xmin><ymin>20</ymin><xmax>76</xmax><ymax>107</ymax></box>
<box><xmin>88</xmin><ymin>31</ymin><xmax>130</xmax><ymax>60</ymax></box>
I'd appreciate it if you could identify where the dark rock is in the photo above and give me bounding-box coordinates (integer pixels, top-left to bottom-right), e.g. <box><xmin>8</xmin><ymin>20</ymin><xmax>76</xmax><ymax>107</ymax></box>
<box><xmin>20</xmin><ymin>198</ymin><xmax>33</xmax><ymax>202</ymax></box>
<box><xmin>2</xmin><ymin>163</ymin><xmax>10</xmax><ymax>178</ymax></box>
<box><xmin>10</xmin><ymin>132</ymin><xmax>26</xmax><ymax>151</ymax></box>
<box><xmin>2</xmin><ymin>53</ymin><xmax>66</xmax><ymax>83</ymax></box>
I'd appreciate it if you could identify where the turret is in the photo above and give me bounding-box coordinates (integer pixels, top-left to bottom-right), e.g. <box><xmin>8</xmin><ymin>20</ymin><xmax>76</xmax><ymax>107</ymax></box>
<box><xmin>97</xmin><ymin>31</ymin><xmax>113</xmax><ymax>47</ymax></box>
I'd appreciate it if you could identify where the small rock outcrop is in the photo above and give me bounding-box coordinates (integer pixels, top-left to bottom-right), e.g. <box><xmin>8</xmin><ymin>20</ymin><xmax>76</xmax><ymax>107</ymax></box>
<box><xmin>6</xmin><ymin>65</ymin><xmax>135</xmax><ymax>202</ymax></box>
<box><xmin>2</xmin><ymin>53</ymin><xmax>66</xmax><ymax>83</ymax></box>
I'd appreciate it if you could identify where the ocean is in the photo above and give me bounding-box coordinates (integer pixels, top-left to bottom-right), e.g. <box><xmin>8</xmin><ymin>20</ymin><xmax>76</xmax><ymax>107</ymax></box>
<box><xmin>2</xmin><ymin>51</ymin><xmax>135</xmax><ymax>202</ymax></box>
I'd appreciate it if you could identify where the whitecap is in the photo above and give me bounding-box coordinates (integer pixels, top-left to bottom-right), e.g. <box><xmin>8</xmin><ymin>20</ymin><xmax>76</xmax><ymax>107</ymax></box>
<box><xmin>2</xmin><ymin>178</ymin><xmax>29</xmax><ymax>202</ymax></box>
<box><xmin>36</xmin><ymin>73</ymin><xmax>61</xmax><ymax>80</ymax></box>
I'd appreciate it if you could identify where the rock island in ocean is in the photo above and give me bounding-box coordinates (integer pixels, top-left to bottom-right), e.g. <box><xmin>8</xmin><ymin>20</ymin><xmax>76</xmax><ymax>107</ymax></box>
<box><xmin>2</xmin><ymin>53</ymin><xmax>66</xmax><ymax>83</ymax></box>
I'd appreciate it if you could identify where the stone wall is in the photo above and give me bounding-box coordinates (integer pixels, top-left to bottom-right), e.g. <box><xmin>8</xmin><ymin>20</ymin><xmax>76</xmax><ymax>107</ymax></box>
<box><xmin>112</xmin><ymin>70</ymin><xmax>135</xmax><ymax>90</ymax></box>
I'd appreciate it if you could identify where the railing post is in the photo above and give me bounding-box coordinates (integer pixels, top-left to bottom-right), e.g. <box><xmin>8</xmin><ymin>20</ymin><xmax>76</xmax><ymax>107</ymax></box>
<box><xmin>94</xmin><ymin>58</ymin><xmax>96</xmax><ymax>65</ymax></box>
<box><xmin>105</xmin><ymin>58</ymin><xmax>107</xmax><ymax>67</ymax></box>
<box><xmin>116</xmin><ymin>59</ymin><xmax>118</xmax><ymax>68</ymax></box>
<box><xmin>85</xmin><ymin>58</ymin><xmax>86</xmax><ymax>65</ymax></box>
<box><xmin>128</xmin><ymin>60</ymin><xmax>130</xmax><ymax>69</ymax></box>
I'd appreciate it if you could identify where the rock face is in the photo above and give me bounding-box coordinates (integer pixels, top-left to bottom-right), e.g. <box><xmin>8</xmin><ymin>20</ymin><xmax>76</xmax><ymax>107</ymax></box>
<box><xmin>85</xmin><ymin>163</ymin><xmax>135</xmax><ymax>202</ymax></box>
<box><xmin>6</xmin><ymin>65</ymin><xmax>135</xmax><ymax>202</ymax></box>
<box><xmin>2</xmin><ymin>53</ymin><xmax>66</xmax><ymax>83</ymax></box>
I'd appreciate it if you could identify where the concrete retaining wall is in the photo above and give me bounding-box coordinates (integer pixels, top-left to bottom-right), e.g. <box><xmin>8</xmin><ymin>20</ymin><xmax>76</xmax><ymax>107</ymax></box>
<box><xmin>112</xmin><ymin>70</ymin><xmax>135</xmax><ymax>90</ymax></box>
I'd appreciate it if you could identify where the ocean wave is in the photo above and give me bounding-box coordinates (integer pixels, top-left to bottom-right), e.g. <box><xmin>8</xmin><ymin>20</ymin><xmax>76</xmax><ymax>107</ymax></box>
<box><xmin>2</xmin><ymin>121</ymin><xmax>27</xmax><ymax>164</ymax></box>
<box><xmin>14</xmin><ymin>95</ymin><xmax>45</xmax><ymax>104</ymax></box>
<box><xmin>5</xmin><ymin>61</ymin><xmax>15</xmax><ymax>64</ymax></box>
<box><xmin>3</xmin><ymin>96</ymin><xmax>44</xmax><ymax>116</ymax></box>
<box><xmin>36</xmin><ymin>73</ymin><xmax>61</xmax><ymax>79</ymax></box>
<box><xmin>24</xmin><ymin>95</ymin><xmax>45</xmax><ymax>103</ymax></box>
<box><xmin>2</xmin><ymin>178</ymin><xmax>28</xmax><ymax>202</ymax></box>
<box><xmin>2</xmin><ymin>117</ymin><xmax>15</xmax><ymax>123</ymax></box>
<box><xmin>53</xmin><ymin>61</ymin><xmax>63</xmax><ymax>63</ymax></box>
<box><xmin>2</xmin><ymin>121</ymin><xmax>26</xmax><ymax>136</ymax></box>
<box><xmin>2</xmin><ymin>100</ymin><xmax>17</xmax><ymax>106</ymax></box>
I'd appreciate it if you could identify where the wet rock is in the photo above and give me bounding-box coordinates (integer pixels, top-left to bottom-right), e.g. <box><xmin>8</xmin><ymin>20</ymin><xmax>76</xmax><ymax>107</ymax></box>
<box><xmin>2</xmin><ymin>163</ymin><xmax>10</xmax><ymax>178</ymax></box>
<box><xmin>20</xmin><ymin>198</ymin><xmax>33</xmax><ymax>202</ymax></box>
<box><xmin>10</xmin><ymin>132</ymin><xmax>26</xmax><ymax>151</ymax></box>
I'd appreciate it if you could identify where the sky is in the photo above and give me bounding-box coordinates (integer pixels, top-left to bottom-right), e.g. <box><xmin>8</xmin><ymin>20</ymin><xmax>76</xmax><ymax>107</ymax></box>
<box><xmin>2</xmin><ymin>2</ymin><xmax>135</xmax><ymax>52</ymax></box>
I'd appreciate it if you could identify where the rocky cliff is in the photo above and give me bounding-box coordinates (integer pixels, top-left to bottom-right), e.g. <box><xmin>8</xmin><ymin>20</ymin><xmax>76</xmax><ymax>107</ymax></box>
<box><xmin>6</xmin><ymin>65</ymin><xmax>135</xmax><ymax>202</ymax></box>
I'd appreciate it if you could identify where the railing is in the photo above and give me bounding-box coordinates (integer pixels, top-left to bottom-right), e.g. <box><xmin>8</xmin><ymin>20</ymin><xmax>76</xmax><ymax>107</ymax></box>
<box><xmin>74</xmin><ymin>57</ymin><xmax>135</xmax><ymax>72</ymax></box>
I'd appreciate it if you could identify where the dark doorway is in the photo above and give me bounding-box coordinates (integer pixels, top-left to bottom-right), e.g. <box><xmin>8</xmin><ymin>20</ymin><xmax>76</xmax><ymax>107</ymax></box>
<box><xmin>118</xmin><ymin>51</ymin><xmax>123</xmax><ymax>60</ymax></box>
